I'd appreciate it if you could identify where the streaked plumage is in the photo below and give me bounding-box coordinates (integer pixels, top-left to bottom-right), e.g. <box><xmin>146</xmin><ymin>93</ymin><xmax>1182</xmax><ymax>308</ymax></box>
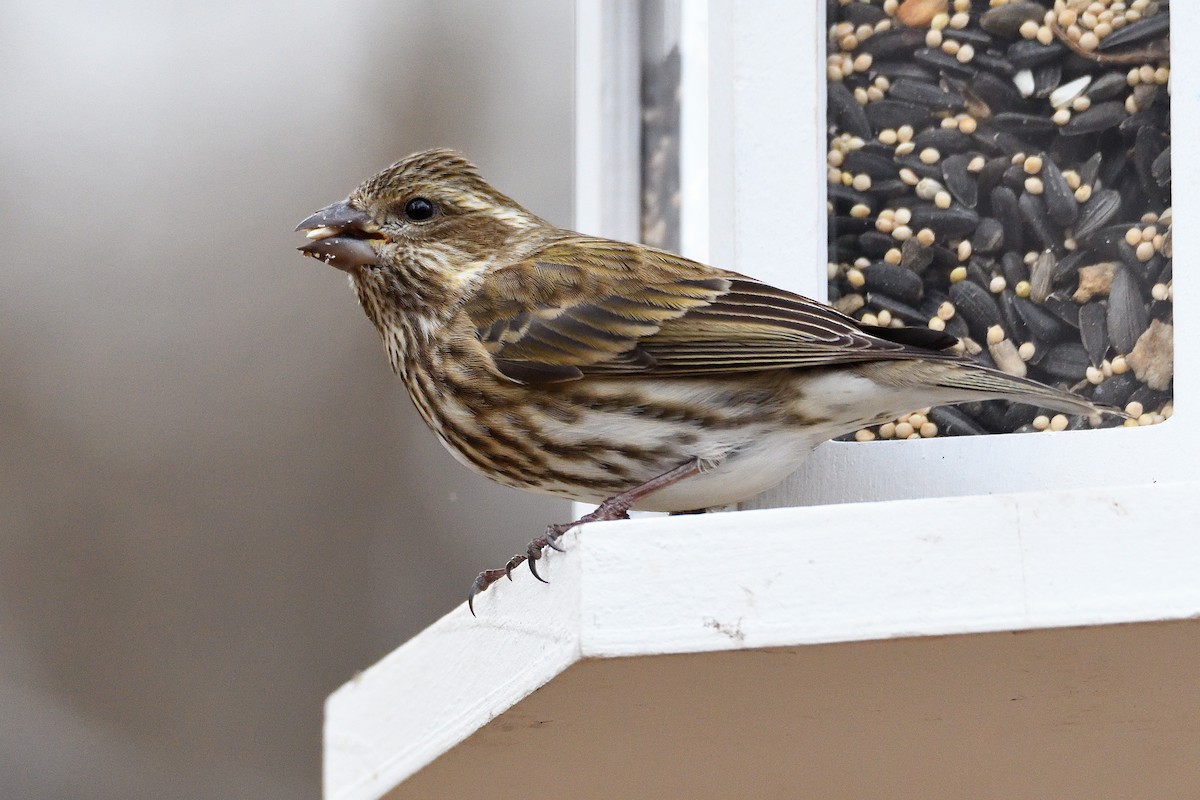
<box><xmin>297</xmin><ymin>148</ymin><xmax>1109</xmax><ymax>607</ymax></box>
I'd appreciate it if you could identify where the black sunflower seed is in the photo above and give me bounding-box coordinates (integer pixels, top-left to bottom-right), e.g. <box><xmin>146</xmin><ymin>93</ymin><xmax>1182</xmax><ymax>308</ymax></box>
<box><xmin>928</xmin><ymin>406</ymin><xmax>990</xmax><ymax>436</ymax></box>
<box><xmin>865</xmin><ymin>179</ymin><xmax>914</xmax><ymax>199</ymax></box>
<box><xmin>1097</xmin><ymin>13</ymin><xmax>1170</xmax><ymax>51</ymax></box>
<box><xmin>1128</xmin><ymin>384</ymin><xmax>1172</xmax><ymax>412</ymax></box>
<box><xmin>864</xmin><ymin>262</ymin><xmax>924</xmax><ymax>305</ymax></box>
<box><xmin>865</xmin><ymin>292</ymin><xmax>927</xmax><ymax>325</ymax></box>
<box><xmin>857</xmin><ymin>231</ymin><xmax>899</xmax><ymax>258</ymax></box>
<box><xmin>1030</xmin><ymin>250</ymin><xmax>1056</xmax><ymax>303</ymax></box>
<box><xmin>1043</xmin><ymin>294</ymin><xmax>1081</xmax><ymax>329</ymax></box>
<box><xmin>949</xmin><ymin>279</ymin><xmax>1001</xmax><ymax>340</ymax></box>
<box><xmin>966</xmin><ymin>71</ymin><xmax>1023</xmax><ymax>117</ymax></box>
<box><xmin>871</xmin><ymin>61</ymin><xmax>938</xmax><ymax>82</ymax></box>
<box><xmin>900</xmin><ymin>237</ymin><xmax>935</xmax><ymax>273</ymax></box>
<box><xmin>1091</xmin><ymin>371</ymin><xmax>1139</xmax><ymax>407</ymax></box>
<box><xmin>990</xmin><ymin>112</ymin><xmax>1059</xmax><ymax>136</ymax></box>
<box><xmin>1073</xmin><ymin>189</ymin><xmax>1122</xmax><ymax>241</ymax></box>
<box><xmin>913</xmin><ymin>48</ymin><xmax>978</xmax><ymax>79</ymax></box>
<box><xmin>1078</xmin><ymin>151</ymin><xmax>1103</xmax><ymax>186</ymax></box>
<box><xmin>980</xmin><ymin>2</ymin><xmax>1048</xmax><ymax>37</ymax></box>
<box><xmin>1038</xmin><ymin>342</ymin><xmax>1090</xmax><ymax>381</ymax></box>
<box><xmin>1039</xmin><ymin>156</ymin><xmax>1078</xmax><ymax>227</ymax></box>
<box><xmin>840</xmin><ymin>1</ymin><xmax>887</xmax><ymax>25</ymax></box>
<box><xmin>1051</xmin><ymin>249</ymin><xmax>1086</xmax><ymax>289</ymax></box>
<box><xmin>1001</xmin><ymin>251</ymin><xmax>1030</xmax><ymax>286</ymax></box>
<box><xmin>913</xmin><ymin>128</ymin><xmax>974</xmax><ymax>154</ymax></box>
<box><xmin>844</xmin><ymin>150</ymin><xmax>899</xmax><ymax>179</ymax></box>
<box><xmin>1006</xmin><ymin>39</ymin><xmax>1067</xmax><ymax>69</ymax></box>
<box><xmin>998</xmin><ymin>289</ymin><xmax>1030</xmax><ymax>343</ymax></box>
<box><xmin>941</xmin><ymin>153</ymin><xmax>978</xmax><ymax>208</ymax></box>
<box><xmin>1086</xmin><ymin>72</ymin><xmax>1128</xmax><ymax>103</ymax></box>
<box><xmin>1078</xmin><ymin>302</ymin><xmax>1110</xmax><ymax>368</ymax></box>
<box><xmin>971</xmin><ymin>217</ymin><xmax>1006</xmax><ymax>253</ymax></box>
<box><xmin>1032</xmin><ymin>64</ymin><xmax>1062</xmax><ymax>99</ymax></box>
<box><xmin>1152</xmin><ymin>146</ymin><xmax>1171</xmax><ymax>188</ymax></box>
<box><xmin>1062</xmin><ymin>101</ymin><xmax>1127</xmax><ymax>136</ymax></box>
<box><xmin>889</xmin><ymin>78</ymin><xmax>967</xmax><ymax>111</ymax></box>
<box><xmin>1002</xmin><ymin>402</ymin><xmax>1039</xmax><ymax>431</ymax></box>
<box><xmin>1108</xmin><ymin>267</ymin><xmax>1149</xmax><ymax>354</ymax></box>
<box><xmin>909</xmin><ymin>204</ymin><xmax>980</xmax><ymax>237</ymax></box>
<box><xmin>828</xmin><ymin>81</ymin><xmax>872</xmax><ymax>140</ymax></box>
<box><xmin>991</xmin><ymin>185</ymin><xmax>1024</xmax><ymax>254</ymax></box>
<box><xmin>858</xmin><ymin>26</ymin><xmax>926</xmax><ymax>58</ymax></box>
<box><xmin>1013</xmin><ymin>295</ymin><xmax>1070</xmax><ymax>343</ymax></box>
<box><xmin>865</xmin><ymin>100</ymin><xmax>933</xmax><ymax>133</ymax></box>
<box><xmin>971</xmin><ymin>52</ymin><xmax>1018</xmax><ymax>78</ymax></box>
<box><xmin>1018</xmin><ymin>192</ymin><xmax>1061</xmax><ymax>253</ymax></box>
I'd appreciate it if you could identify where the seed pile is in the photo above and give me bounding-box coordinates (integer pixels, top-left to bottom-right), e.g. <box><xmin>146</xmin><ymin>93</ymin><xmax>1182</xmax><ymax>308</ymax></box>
<box><xmin>826</xmin><ymin>0</ymin><xmax>1173</xmax><ymax>439</ymax></box>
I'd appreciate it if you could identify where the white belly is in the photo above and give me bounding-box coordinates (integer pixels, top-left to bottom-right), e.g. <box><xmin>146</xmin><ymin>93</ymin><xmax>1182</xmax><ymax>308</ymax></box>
<box><xmin>634</xmin><ymin>430</ymin><xmax>819</xmax><ymax>511</ymax></box>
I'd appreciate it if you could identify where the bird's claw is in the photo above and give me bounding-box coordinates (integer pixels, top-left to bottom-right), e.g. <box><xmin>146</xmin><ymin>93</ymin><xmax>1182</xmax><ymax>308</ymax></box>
<box><xmin>466</xmin><ymin>500</ymin><xmax>639</xmax><ymax>614</ymax></box>
<box><xmin>543</xmin><ymin>526</ymin><xmax>567</xmax><ymax>552</ymax></box>
<box><xmin>468</xmin><ymin>567</ymin><xmax>508</xmax><ymax>616</ymax></box>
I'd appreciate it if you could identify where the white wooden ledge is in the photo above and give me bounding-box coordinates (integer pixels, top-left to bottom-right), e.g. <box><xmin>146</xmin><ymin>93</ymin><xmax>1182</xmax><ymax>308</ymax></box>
<box><xmin>325</xmin><ymin>479</ymin><xmax>1200</xmax><ymax>800</ymax></box>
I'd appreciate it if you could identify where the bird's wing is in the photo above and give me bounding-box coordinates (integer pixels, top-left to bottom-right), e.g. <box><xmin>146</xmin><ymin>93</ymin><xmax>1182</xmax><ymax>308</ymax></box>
<box><xmin>463</xmin><ymin>236</ymin><xmax>957</xmax><ymax>383</ymax></box>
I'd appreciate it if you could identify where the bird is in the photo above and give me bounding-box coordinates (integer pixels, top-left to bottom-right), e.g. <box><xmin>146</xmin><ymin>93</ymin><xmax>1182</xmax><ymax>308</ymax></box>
<box><xmin>296</xmin><ymin>148</ymin><xmax>1112</xmax><ymax>612</ymax></box>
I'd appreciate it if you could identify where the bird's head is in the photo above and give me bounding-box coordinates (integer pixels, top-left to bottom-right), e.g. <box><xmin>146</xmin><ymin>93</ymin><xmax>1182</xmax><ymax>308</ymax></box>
<box><xmin>296</xmin><ymin>148</ymin><xmax>545</xmax><ymax>285</ymax></box>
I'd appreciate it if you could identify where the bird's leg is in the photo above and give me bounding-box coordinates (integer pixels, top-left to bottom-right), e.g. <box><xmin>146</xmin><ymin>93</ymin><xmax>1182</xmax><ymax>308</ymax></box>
<box><xmin>468</xmin><ymin>457</ymin><xmax>714</xmax><ymax>614</ymax></box>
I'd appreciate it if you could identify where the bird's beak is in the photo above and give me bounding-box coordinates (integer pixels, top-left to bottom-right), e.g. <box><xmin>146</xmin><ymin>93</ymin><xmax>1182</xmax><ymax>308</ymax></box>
<box><xmin>295</xmin><ymin>200</ymin><xmax>382</xmax><ymax>271</ymax></box>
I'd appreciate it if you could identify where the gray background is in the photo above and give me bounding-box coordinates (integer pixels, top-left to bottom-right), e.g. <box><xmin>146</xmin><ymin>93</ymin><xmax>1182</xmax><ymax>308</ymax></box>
<box><xmin>1</xmin><ymin>1</ymin><xmax>572</xmax><ymax>797</ymax></box>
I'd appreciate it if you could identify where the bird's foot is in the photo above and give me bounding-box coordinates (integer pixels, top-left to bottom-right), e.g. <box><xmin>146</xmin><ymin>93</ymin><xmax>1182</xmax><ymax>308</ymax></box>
<box><xmin>467</xmin><ymin>459</ymin><xmax>708</xmax><ymax>615</ymax></box>
<box><xmin>466</xmin><ymin>498</ymin><xmax>634</xmax><ymax>615</ymax></box>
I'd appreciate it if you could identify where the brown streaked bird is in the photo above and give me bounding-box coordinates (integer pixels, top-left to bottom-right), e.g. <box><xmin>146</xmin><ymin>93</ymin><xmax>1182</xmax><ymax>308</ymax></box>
<box><xmin>296</xmin><ymin>148</ymin><xmax>1109</xmax><ymax>612</ymax></box>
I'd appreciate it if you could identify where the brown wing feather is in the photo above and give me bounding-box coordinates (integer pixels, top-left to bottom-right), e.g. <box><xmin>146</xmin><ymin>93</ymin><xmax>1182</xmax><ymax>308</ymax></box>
<box><xmin>463</xmin><ymin>236</ymin><xmax>958</xmax><ymax>383</ymax></box>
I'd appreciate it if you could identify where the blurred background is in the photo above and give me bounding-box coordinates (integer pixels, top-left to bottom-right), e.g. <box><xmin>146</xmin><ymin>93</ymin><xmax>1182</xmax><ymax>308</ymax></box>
<box><xmin>1</xmin><ymin>1</ymin><xmax>572</xmax><ymax>797</ymax></box>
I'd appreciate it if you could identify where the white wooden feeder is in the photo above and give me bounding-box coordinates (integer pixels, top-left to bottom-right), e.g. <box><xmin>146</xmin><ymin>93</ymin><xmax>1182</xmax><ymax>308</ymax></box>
<box><xmin>325</xmin><ymin>3</ymin><xmax>1199</xmax><ymax>798</ymax></box>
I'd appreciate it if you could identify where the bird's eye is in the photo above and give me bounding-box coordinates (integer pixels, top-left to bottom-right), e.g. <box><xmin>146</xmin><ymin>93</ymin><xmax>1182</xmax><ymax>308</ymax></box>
<box><xmin>404</xmin><ymin>197</ymin><xmax>436</xmax><ymax>221</ymax></box>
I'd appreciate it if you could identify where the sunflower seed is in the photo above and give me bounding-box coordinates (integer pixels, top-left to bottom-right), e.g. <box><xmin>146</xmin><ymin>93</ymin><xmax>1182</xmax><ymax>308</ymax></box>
<box><xmin>971</xmin><ymin>217</ymin><xmax>1006</xmax><ymax>253</ymax></box>
<box><xmin>1032</xmin><ymin>64</ymin><xmax>1062</xmax><ymax>99</ymax></box>
<box><xmin>1007</xmin><ymin>39</ymin><xmax>1066</xmax><ymax>69</ymax></box>
<box><xmin>1152</xmin><ymin>146</ymin><xmax>1171</xmax><ymax>188</ymax></box>
<box><xmin>1086</xmin><ymin>72</ymin><xmax>1129</xmax><ymax>103</ymax></box>
<box><xmin>991</xmin><ymin>112</ymin><xmax>1059</xmax><ymax>136</ymax></box>
<box><xmin>828</xmin><ymin>81</ymin><xmax>872</xmax><ymax>140</ymax></box>
<box><xmin>858</xmin><ymin>26</ymin><xmax>926</xmax><ymax>58</ymax></box>
<box><xmin>1039</xmin><ymin>155</ymin><xmax>1078</xmax><ymax>226</ymax></box>
<box><xmin>909</xmin><ymin>204</ymin><xmax>980</xmax><ymax>237</ymax></box>
<box><xmin>1078</xmin><ymin>302</ymin><xmax>1110</xmax><ymax>368</ymax></box>
<box><xmin>864</xmin><ymin>262</ymin><xmax>924</xmax><ymax>305</ymax></box>
<box><xmin>1108</xmin><ymin>267</ymin><xmax>1149</xmax><ymax>354</ymax></box>
<box><xmin>941</xmin><ymin>153</ymin><xmax>978</xmax><ymax>208</ymax></box>
<box><xmin>1073</xmin><ymin>189</ymin><xmax>1122</xmax><ymax>241</ymax></box>
<box><xmin>928</xmin><ymin>406</ymin><xmax>990</xmax><ymax>436</ymax></box>
<box><xmin>1018</xmin><ymin>192</ymin><xmax>1061</xmax><ymax>253</ymax></box>
<box><xmin>1062</xmin><ymin>102</ymin><xmax>1127</xmax><ymax>136</ymax></box>
<box><xmin>980</xmin><ymin>3</ymin><xmax>1047</xmax><ymax>38</ymax></box>
<box><xmin>889</xmin><ymin>78</ymin><xmax>967</xmax><ymax>111</ymax></box>
<box><xmin>1038</xmin><ymin>342</ymin><xmax>1090</xmax><ymax>381</ymax></box>
<box><xmin>949</xmin><ymin>279</ymin><xmax>1002</xmax><ymax>340</ymax></box>
<box><xmin>866</xmin><ymin>292</ymin><xmax>927</xmax><ymax>325</ymax></box>
<box><xmin>1030</xmin><ymin>250</ymin><xmax>1056</xmax><ymax>303</ymax></box>
<box><xmin>1091</xmin><ymin>372</ymin><xmax>1139</xmax><ymax>408</ymax></box>
<box><xmin>1049</xmin><ymin>75</ymin><xmax>1092</xmax><ymax>109</ymax></box>
<box><xmin>1097</xmin><ymin>13</ymin><xmax>1170</xmax><ymax>52</ymax></box>
<box><xmin>1014</xmin><ymin>295</ymin><xmax>1070</xmax><ymax>343</ymax></box>
<box><xmin>865</xmin><ymin>100</ymin><xmax>933</xmax><ymax>134</ymax></box>
<box><xmin>990</xmin><ymin>186</ymin><xmax>1024</xmax><ymax>254</ymax></box>
<box><xmin>913</xmin><ymin>48</ymin><xmax>979</xmax><ymax>79</ymax></box>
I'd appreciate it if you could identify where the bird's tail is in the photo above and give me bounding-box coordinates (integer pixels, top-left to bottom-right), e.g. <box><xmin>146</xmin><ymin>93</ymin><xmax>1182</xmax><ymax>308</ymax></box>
<box><xmin>876</xmin><ymin>359</ymin><xmax>1121</xmax><ymax>419</ymax></box>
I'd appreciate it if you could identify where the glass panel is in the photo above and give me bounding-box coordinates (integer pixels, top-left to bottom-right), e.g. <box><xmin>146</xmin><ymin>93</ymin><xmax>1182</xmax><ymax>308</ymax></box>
<box><xmin>826</xmin><ymin>0</ymin><xmax>1172</xmax><ymax>440</ymax></box>
<box><xmin>641</xmin><ymin>0</ymin><xmax>682</xmax><ymax>251</ymax></box>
